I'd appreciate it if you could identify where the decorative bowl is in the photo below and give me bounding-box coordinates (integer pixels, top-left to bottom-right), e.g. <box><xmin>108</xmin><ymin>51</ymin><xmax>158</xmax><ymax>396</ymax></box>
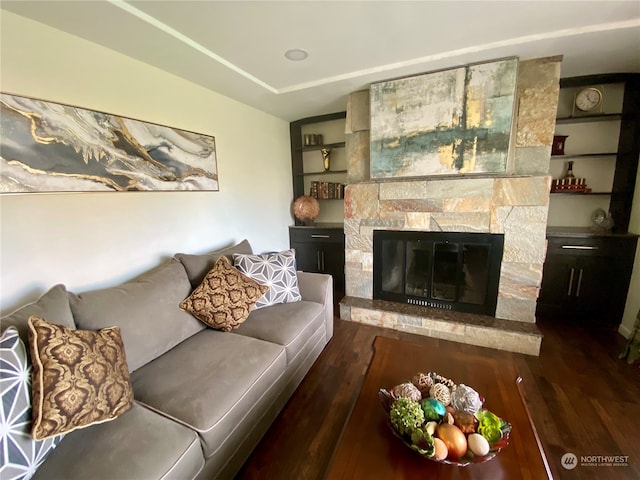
<box><xmin>379</xmin><ymin>377</ymin><xmax>511</xmax><ymax>467</ymax></box>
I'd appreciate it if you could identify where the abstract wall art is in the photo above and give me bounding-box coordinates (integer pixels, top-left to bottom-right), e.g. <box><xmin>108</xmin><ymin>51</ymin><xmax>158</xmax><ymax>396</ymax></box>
<box><xmin>370</xmin><ymin>58</ymin><xmax>518</xmax><ymax>179</ymax></box>
<box><xmin>0</xmin><ymin>93</ymin><xmax>218</xmax><ymax>193</ymax></box>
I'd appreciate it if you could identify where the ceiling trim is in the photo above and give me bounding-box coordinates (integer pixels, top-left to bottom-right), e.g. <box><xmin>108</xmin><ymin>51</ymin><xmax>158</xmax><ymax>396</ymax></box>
<box><xmin>107</xmin><ymin>0</ymin><xmax>278</xmax><ymax>93</ymax></box>
<box><xmin>278</xmin><ymin>18</ymin><xmax>640</xmax><ymax>94</ymax></box>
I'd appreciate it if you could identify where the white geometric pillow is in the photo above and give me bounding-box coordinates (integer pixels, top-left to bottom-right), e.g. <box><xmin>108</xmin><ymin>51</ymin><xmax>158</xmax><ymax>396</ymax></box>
<box><xmin>233</xmin><ymin>249</ymin><xmax>302</xmax><ymax>310</ymax></box>
<box><xmin>0</xmin><ymin>327</ymin><xmax>64</xmax><ymax>480</ymax></box>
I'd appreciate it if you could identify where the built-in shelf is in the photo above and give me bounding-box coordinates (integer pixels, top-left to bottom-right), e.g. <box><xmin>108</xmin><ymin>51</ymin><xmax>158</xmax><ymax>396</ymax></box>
<box><xmin>299</xmin><ymin>142</ymin><xmax>346</xmax><ymax>152</ymax></box>
<box><xmin>556</xmin><ymin>113</ymin><xmax>622</xmax><ymax>124</ymax></box>
<box><xmin>299</xmin><ymin>169</ymin><xmax>348</xmax><ymax>177</ymax></box>
<box><xmin>551</xmin><ymin>153</ymin><xmax>617</xmax><ymax>160</ymax></box>
<box><xmin>551</xmin><ymin>191</ymin><xmax>612</xmax><ymax>196</ymax></box>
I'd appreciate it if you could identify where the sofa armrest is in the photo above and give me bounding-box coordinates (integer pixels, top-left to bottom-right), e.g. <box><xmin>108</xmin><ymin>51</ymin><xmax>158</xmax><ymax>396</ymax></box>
<box><xmin>296</xmin><ymin>271</ymin><xmax>333</xmax><ymax>342</ymax></box>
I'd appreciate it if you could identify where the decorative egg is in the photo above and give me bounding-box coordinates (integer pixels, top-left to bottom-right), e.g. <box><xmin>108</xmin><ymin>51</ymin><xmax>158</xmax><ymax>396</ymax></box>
<box><xmin>421</xmin><ymin>398</ymin><xmax>446</xmax><ymax>421</ymax></box>
<box><xmin>436</xmin><ymin>423</ymin><xmax>468</xmax><ymax>460</ymax></box>
<box><xmin>433</xmin><ymin>437</ymin><xmax>448</xmax><ymax>461</ymax></box>
<box><xmin>453</xmin><ymin>411</ymin><xmax>478</xmax><ymax>434</ymax></box>
<box><xmin>468</xmin><ymin>433</ymin><xmax>490</xmax><ymax>457</ymax></box>
<box><xmin>429</xmin><ymin>383</ymin><xmax>451</xmax><ymax>406</ymax></box>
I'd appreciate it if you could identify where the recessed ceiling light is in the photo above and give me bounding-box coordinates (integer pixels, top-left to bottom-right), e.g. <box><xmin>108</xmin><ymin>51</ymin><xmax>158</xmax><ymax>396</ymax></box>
<box><xmin>284</xmin><ymin>49</ymin><xmax>308</xmax><ymax>61</ymax></box>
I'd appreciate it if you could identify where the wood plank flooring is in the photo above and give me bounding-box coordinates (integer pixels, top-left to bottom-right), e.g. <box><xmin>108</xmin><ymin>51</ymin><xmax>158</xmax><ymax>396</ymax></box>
<box><xmin>236</xmin><ymin>315</ymin><xmax>640</xmax><ymax>480</ymax></box>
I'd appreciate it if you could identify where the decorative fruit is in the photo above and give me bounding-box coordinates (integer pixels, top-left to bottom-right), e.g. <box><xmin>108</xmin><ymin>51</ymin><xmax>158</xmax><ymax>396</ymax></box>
<box><xmin>433</xmin><ymin>437</ymin><xmax>448</xmax><ymax>460</ymax></box>
<box><xmin>421</xmin><ymin>397</ymin><xmax>446</xmax><ymax>422</ymax></box>
<box><xmin>468</xmin><ymin>433</ymin><xmax>490</xmax><ymax>456</ymax></box>
<box><xmin>436</xmin><ymin>423</ymin><xmax>468</xmax><ymax>460</ymax></box>
<box><xmin>475</xmin><ymin>410</ymin><xmax>502</xmax><ymax>444</ymax></box>
<box><xmin>390</xmin><ymin>398</ymin><xmax>425</xmax><ymax>437</ymax></box>
<box><xmin>391</xmin><ymin>382</ymin><xmax>422</xmax><ymax>402</ymax></box>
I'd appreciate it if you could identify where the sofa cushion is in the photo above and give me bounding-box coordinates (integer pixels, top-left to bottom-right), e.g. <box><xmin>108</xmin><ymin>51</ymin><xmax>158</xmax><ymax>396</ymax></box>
<box><xmin>234</xmin><ymin>300</ymin><xmax>325</xmax><ymax>363</ymax></box>
<box><xmin>180</xmin><ymin>257</ymin><xmax>268</xmax><ymax>332</ymax></box>
<box><xmin>1</xmin><ymin>284</ymin><xmax>75</xmax><ymax>350</ymax></box>
<box><xmin>233</xmin><ymin>249</ymin><xmax>302</xmax><ymax>309</ymax></box>
<box><xmin>32</xmin><ymin>403</ymin><xmax>204</xmax><ymax>480</ymax></box>
<box><xmin>175</xmin><ymin>239</ymin><xmax>253</xmax><ymax>288</ymax></box>
<box><xmin>68</xmin><ymin>260</ymin><xmax>205</xmax><ymax>372</ymax></box>
<box><xmin>130</xmin><ymin>330</ymin><xmax>286</xmax><ymax>458</ymax></box>
<box><xmin>0</xmin><ymin>327</ymin><xmax>64</xmax><ymax>480</ymax></box>
<box><xmin>28</xmin><ymin>316</ymin><xmax>133</xmax><ymax>440</ymax></box>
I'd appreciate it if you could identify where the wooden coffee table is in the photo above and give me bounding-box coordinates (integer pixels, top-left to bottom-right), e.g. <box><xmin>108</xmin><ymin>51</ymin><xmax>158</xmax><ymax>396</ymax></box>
<box><xmin>325</xmin><ymin>336</ymin><xmax>552</xmax><ymax>479</ymax></box>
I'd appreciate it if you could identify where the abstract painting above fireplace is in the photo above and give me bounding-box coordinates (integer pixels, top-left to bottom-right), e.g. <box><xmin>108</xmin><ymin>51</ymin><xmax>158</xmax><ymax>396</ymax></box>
<box><xmin>373</xmin><ymin>230</ymin><xmax>504</xmax><ymax>316</ymax></box>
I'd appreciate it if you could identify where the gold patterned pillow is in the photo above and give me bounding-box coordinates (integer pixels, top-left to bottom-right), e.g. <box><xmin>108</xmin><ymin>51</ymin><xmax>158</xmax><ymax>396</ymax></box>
<box><xmin>28</xmin><ymin>316</ymin><xmax>134</xmax><ymax>440</ymax></box>
<box><xmin>180</xmin><ymin>256</ymin><xmax>268</xmax><ymax>332</ymax></box>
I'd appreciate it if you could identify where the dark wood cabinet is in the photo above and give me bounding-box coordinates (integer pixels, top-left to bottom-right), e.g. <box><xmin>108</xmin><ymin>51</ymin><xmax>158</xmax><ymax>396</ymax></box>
<box><xmin>289</xmin><ymin>225</ymin><xmax>345</xmax><ymax>292</ymax></box>
<box><xmin>537</xmin><ymin>231</ymin><xmax>638</xmax><ymax>324</ymax></box>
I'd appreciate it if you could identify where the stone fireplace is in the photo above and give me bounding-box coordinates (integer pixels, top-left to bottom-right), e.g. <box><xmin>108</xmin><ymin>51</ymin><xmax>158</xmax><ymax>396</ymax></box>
<box><xmin>339</xmin><ymin>56</ymin><xmax>562</xmax><ymax>355</ymax></box>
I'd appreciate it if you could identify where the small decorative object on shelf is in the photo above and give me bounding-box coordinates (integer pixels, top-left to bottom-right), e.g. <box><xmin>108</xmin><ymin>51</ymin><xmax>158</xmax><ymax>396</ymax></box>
<box><xmin>303</xmin><ymin>134</ymin><xmax>323</xmax><ymax>146</ymax></box>
<box><xmin>550</xmin><ymin>160</ymin><xmax>591</xmax><ymax>193</ymax></box>
<box><xmin>591</xmin><ymin>209</ymin><xmax>614</xmax><ymax>231</ymax></box>
<box><xmin>379</xmin><ymin>371</ymin><xmax>511</xmax><ymax>466</ymax></box>
<box><xmin>310</xmin><ymin>181</ymin><xmax>345</xmax><ymax>199</ymax></box>
<box><xmin>552</xmin><ymin>135</ymin><xmax>568</xmax><ymax>155</ymax></box>
<box><xmin>321</xmin><ymin>148</ymin><xmax>331</xmax><ymax>171</ymax></box>
<box><xmin>292</xmin><ymin>195</ymin><xmax>320</xmax><ymax>225</ymax></box>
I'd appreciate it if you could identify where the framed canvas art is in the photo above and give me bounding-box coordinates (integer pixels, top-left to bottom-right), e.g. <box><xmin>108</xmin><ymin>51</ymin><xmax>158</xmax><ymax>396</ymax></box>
<box><xmin>0</xmin><ymin>93</ymin><xmax>218</xmax><ymax>193</ymax></box>
<box><xmin>370</xmin><ymin>58</ymin><xmax>518</xmax><ymax>178</ymax></box>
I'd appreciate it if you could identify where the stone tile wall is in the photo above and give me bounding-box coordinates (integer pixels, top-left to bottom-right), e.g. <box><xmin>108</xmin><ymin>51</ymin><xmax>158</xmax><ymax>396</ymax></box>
<box><xmin>344</xmin><ymin>56</ymin><xmax>562</xmax><ymax>324</ymax></box>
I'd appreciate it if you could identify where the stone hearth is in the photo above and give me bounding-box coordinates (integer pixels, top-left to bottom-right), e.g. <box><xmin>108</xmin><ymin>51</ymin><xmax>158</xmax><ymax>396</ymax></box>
<box><xmin>340</xmin><ymin>56</ymin><xmax>563</xmax><ymax>355</ymax></box>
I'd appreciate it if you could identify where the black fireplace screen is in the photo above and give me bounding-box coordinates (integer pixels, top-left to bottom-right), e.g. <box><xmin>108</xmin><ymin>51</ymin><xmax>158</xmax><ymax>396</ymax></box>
<box><xmin>373</xmin><ymin>231</ymin><xmax>504</xmax><ymax>315</ymax></box>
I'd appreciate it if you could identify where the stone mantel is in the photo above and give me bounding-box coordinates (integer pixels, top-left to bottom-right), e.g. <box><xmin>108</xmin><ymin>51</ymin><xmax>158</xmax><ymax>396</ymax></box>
<box><xmin>341</xmin><ymin>56</ymin><xmax>562</xmax><ymax>347</ymax></box>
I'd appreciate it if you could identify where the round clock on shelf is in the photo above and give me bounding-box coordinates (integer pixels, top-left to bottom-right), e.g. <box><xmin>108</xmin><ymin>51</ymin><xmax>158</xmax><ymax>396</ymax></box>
<box><xmin>574</xmin><ymin>87</ymin><xmax>603</xmax><ymax>112</ymax></box>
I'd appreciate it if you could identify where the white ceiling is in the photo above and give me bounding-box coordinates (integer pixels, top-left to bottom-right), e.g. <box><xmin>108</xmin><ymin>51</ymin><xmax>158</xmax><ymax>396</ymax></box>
<box><xmin>2</xmin><ymin>1</ymin><xmax>639</xmax><ymax>121</ymax></box>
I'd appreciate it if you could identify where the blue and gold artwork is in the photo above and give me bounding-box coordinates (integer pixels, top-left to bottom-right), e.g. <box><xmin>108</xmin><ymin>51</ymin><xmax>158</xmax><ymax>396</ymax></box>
<box><xmin>370</xmin><ymin>58</ymin><xmax>518</xmax><ymax>178</ymax></box>
<box><xmin>0</xmin><ymin>94</ymin><xmax>218</xmax><ymax>193</ymax></box>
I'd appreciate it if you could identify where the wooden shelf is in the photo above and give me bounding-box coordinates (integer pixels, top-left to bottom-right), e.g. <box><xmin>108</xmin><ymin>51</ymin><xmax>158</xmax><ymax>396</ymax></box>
<box><xmin>298</xmin><ymin>169</ymin><xmax>347</xmax><ymax>177</ymax></box>
<box><xmin>556</xmin><ymin>113</ymin><xmax>621</xmax><ymax>124</ymax></box>
<box><xmin>551</xmin><ymin>153</ymin><xmax>617</xmax><ymax>160</ymax></box>
<box><xmin>300</xmin><ymin>142</ymin><xmax>345</xmax><ymax>152</ymax></box>
<box><xmin>551</xmin><ymin>191</ymin><xmax>612</xmax><ymax>196</ymax></box>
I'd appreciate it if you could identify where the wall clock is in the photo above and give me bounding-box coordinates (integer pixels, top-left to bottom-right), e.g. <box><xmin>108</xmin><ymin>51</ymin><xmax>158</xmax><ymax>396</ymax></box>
<box><xmin>574</xmin><ymin>87</ymin><xmax>603</xmax><ymax>112</ymax></box>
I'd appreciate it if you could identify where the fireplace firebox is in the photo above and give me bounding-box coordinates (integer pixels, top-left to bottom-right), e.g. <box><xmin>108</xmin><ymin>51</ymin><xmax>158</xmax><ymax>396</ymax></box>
<box><xmin>373</xmin><ymin>231</ymin><xmax>504</xmax><ymax>316</ymax></box>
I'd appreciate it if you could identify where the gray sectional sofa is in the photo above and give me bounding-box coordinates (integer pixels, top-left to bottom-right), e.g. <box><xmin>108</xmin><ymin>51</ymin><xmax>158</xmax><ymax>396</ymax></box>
<box><xmin>1</xmin><ymin>241</ymin><xmax>333</xmax><ymax>480</ymax></box>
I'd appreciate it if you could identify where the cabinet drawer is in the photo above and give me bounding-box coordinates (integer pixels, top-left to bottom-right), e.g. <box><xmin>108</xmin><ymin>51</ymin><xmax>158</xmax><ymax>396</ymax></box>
<box><xmin>546</xmin><ymin>236</ymin><xmax>636</xmax><ymax>258</ymax></box>
<box><xmin>289</xmin><ymin>227</ymin><xmax>344</xmax><ymax>244</ymax></box>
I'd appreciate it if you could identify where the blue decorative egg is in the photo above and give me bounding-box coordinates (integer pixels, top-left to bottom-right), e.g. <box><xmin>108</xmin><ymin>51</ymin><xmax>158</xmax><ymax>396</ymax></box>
<box><xmin>421</xmin><ymin>397</ymin><xmax>446</xmax><ymax>421</ymax></box>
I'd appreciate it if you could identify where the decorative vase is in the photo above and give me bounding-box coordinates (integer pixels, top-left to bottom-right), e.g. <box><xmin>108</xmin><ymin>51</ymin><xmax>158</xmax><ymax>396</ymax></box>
<box><xmin>321</xmin><ymin>148</ymin><xmax>331</xmax><ymax>171</ymax></box>
<box><xmin>292</xmin><ymin>195</ymin><xmax>320</xmax><ymax>225</ymax></box>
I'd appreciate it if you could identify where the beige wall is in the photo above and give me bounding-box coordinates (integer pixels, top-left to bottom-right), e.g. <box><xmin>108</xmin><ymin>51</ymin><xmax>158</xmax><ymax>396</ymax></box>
<box><xmin>620</xmin><ymin>161</ymin><xmax>640</xmax><ymax>337</ymax></box>
<box><xmin>0</xmin><ymin>11</ymin><xmax>293</xmax><ymax>313</ymax></box>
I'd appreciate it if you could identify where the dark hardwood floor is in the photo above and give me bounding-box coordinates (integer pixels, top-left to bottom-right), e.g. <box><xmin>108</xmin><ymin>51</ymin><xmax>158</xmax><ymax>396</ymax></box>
<box><xmin>236</xmin><ymin>314</ymin><xmax>640</xmax><ymax>480</ymax></box>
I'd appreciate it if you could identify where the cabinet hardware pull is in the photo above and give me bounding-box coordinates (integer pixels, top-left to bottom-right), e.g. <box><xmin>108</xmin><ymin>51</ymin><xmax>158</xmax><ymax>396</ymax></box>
<box><xmin>317</xmin><ymin>251</ymin><xmax>322</xmax><ymax>271</ymax></box>
<box><xmin>576</xmin><ymin>269</ymin><xmax>584</xmax><ymax>297</ymax></box>
<box><xmin>321</xmin><ymin>251</ymin><xmax>325</xmax><ymax>271</ymax></box>
<box><xmin>568</xmin><ymin>268</ymin><xmax>575</xmax><ymax>296</ymax></box>
<box><xmin>311</xmin><ymin>234</ymin><xmax>331</xmax><ymax>239</ymax></box>
<box><xmin>561</xmin><ymin>245</ymin><xmax>598</xmax><ymax>250</ymax></box>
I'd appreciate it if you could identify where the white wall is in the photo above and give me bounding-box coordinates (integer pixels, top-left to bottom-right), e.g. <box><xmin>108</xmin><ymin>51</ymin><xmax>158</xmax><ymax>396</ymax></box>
<box><xmin>620</xmin><ymin>161</ymin><xmax>640</xmax><ymax>337</ymax></box>
<box><xmin>0</xmin><ymin>11</ymin><xmax>293</xmax><ymax>314</ymax></box>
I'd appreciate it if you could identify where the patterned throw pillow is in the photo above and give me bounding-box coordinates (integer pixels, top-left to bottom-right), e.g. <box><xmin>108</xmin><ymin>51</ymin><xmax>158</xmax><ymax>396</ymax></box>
<box><xmin>0</xmin><ymin>327</ymin><xmax>63</xmax><ymax>480</ymax></box>
<box><xmin>27</xmin><ymin>316</ymin><xmax>134</xmax><ymax>440</ymax></box>
<box><xmin>233</xmin><ymin>249</ymin><xmax>302</xmax><ymax>309</ymax></box>
<box><xmin>180</xmin><ymin>256</ymin><xmax>268</xmax><ymax>332</ymax></box>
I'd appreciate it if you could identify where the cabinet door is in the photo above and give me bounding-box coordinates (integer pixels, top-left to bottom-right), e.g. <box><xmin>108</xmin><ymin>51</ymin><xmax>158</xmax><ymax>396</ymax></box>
<box><xmin>537</xmin><ymin>254</ymin><xmax>576</xmax><ymax>317</ymax></box>
<box><xmin>293</xmin><ymin>243</ymin><xmax>322</xmax><ymax>273</ymax></box>
<box><xmin>320</xmin><ymin>243</ymin><xmax>345</xmax><ymax>291</ymax></box>
<box><xmin>572</xmin><ymin>256</ymin><xmax>616</xmax><ymax>322</ymax></box>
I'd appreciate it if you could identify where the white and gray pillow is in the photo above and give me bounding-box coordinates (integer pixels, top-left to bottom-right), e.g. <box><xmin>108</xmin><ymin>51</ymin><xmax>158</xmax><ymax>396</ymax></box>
<box><xmin>0</xmin><ymin>327</ymin><xmax>63</xmax><ymax>480</ymax></box>
<box><xmin>233</xmin><ymin>249</ymin><xmax>302</xmax><ymax>310</ymax></box>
